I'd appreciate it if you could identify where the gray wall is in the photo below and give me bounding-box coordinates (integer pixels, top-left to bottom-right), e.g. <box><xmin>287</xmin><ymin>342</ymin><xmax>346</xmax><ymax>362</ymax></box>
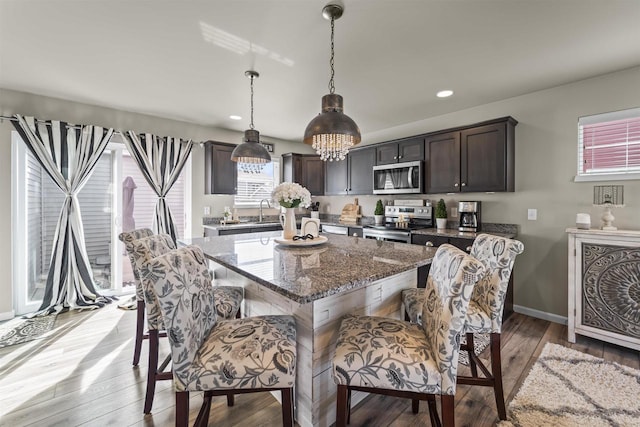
<box><xmin>1</xmin><ymin>66</ymin><xmax>639</xmax><ymax>319</ymax></box>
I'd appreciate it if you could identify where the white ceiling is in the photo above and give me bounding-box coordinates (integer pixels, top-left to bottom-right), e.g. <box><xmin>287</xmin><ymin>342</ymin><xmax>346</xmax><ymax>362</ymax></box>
<box><xmin>1</xmin><ymin>0</ymin><xmax>639</xmax><ymax>142</ymax></box>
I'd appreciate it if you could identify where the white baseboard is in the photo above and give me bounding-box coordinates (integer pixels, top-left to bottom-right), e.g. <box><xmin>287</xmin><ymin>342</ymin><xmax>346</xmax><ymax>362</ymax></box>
<box><xmin>0</xmin><ymin>310</ymin><xmax>16</xmax><ymax>321</ymax></box>
<box><xmin>514</xmin><ymin>305</ymin><xmax>568</xmax><ymax>325</ymax></box>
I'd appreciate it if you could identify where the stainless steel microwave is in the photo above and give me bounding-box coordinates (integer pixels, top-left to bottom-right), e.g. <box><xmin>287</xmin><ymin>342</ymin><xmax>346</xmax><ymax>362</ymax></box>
<box><xmin>372</xmin><ymin>161</ymin><xmax>423</xmax><ymax>194</ymax></box>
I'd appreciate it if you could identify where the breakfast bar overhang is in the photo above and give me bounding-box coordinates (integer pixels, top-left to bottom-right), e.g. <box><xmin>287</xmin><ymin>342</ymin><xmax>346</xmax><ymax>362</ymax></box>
<box><xmin>180</xmin><ymin>231</ymin><xmax>436</xmax><ymax>427</ymax></box>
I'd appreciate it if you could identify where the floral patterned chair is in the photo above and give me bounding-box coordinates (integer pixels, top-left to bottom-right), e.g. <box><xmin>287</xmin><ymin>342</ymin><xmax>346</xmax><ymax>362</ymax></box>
<box><xmin>124</xmin><ymin>233</ymin><xmax>244</xmax><ymax>414</ymax></box>
<box><xmin>332</xmin><ymin>244</ymin><xmax>485</xmax><ymax>427</ymax></box>
<box><xmin>146</xmin><ymin>245</ymin><xmax>297</xmax><ymax>427</ymax></box>
<box><xmin>401</xmin><ymin>233</ymin><xmax>524</xmax><ymax>420</ymax></box>
<box><xmin>118</xmin><ymin>228</ymin><xmax>154</xmax><ymax>366</ymax></box>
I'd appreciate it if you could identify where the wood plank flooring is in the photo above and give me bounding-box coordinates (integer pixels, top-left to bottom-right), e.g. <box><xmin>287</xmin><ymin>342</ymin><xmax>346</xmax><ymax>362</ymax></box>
<box><xmin>0</xmin><ymin>305</ymin><xmax>638</xmax><ymax>427</ymax></box>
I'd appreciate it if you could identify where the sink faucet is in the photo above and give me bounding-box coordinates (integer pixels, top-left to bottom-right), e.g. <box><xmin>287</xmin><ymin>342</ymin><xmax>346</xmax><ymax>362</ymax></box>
<box><xmin>259</xmin><ymin>199</ymin><xmax>271</xmax><ymax>223</ymax></box>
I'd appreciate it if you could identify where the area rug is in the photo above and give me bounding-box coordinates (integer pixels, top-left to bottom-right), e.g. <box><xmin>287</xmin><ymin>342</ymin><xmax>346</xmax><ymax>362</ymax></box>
<box><xmin>0</xmin><ymin>314</ymin><xmax>57</xmax><ymax>348</ymax></box>
<box><xmin>499</xmin><ymin>343</ymin><xmax>640</xmax><ymax>427</ymax></box>
<box><xmin>459</xmin><ymin>333</ymin><xmax>490</xmax><ymax>366</ymax></box>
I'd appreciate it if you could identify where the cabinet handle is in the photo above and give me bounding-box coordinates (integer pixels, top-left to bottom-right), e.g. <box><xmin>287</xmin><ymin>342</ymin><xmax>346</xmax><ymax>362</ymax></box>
<box><xmin>461</xmin><ymin>182</ymin><xmax>467</xmax><ymax>187</ymax></box>
<box><xmin>398</xmin><ymin>155</ymin><xmax>403</xmax><ymax>159</ymax></box>
<box><xmin>352</xmin><ymin>233</ymin><xmax>358</xmax><ymax>237</ymax></box>
<box><xmin>454</xmin><ymin>183</ymin><xmax>459</xmax><ymax>187</ymax></box>
<box><xmin>425</xmin><ymin>241</ymin><xmax>434</xmax><ymax>247</ymax></box>
<box><xmin>393</xmin><ymin>156</ymin><xmax>397</xmax><ymax>160</ymax></box>
<box><xmin>465</xmin><ymin>246</ymin><xmax>472</xmax><ymax>253</ymax></box>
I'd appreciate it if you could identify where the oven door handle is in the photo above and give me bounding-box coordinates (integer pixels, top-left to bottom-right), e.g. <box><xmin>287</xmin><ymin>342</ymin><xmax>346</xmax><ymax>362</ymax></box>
<box><xmin>364</xmin><ymin>229</ymin><xmax>411</xmax><ymax>239</ymax></box>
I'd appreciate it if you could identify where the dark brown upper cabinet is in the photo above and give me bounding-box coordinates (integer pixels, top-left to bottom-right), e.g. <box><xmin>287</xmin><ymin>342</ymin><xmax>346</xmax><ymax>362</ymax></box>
<box><xmin>375</xmin><ymin>137</ymin><xmax>425</xmax><ymax>165</ymax></box>
<box><xmin>425</xmin><ymin>117</ymin><xmax>517</xmax><ymax>194</ymax></box>
<box><xmin>204</xmin><ymin>141</ymin><xmax>237</xmax><ymax>195</ymax></box>
<box><xmin>324</xmin><ymin>146</ymin><xmax>376</xmax><ymax>195</ymax></box>
<box><xmin>282</xmin><ymin>153</ymin><xmax>325</xmax><ymax>196</ymax></box>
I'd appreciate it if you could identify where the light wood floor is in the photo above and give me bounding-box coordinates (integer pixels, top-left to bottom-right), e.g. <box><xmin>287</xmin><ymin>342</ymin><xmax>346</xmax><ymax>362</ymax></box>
<box><xmin>1</xmin><ymin>305</ymin><xmax>638</xmax><ymax>427</ymax></box>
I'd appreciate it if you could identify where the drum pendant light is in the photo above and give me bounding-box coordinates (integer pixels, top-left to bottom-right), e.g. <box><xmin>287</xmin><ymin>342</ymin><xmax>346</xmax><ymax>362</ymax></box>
<box><xmin>303</xmin><ymin>1</ymin><xmax>361</xmax><ymax>162</ymax></box>
<box><xmin>231</xmin><ymin>70</ymin><xmax>271</xmax><ymax>173</ymax></box>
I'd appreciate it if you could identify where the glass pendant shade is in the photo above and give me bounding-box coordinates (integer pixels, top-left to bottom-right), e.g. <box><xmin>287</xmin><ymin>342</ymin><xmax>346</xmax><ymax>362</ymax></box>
<box><xmin>304</xmin><ymin>94</ymin><xmax>361</xmax><ymax>161</ymax></box>
<box><xmin>304</xmin><ymin>2</ymin><xmax>360</xmax><ymax>162</ymax></box>
<box><xmin>231</xmin><ymin>129</ymin><xmax>271</xmax><ymax>173</ymax></box>
<box><xmin>231</xmin><ymin>70</ymin><xmax>271</xmax><ymax>173</ymax></box>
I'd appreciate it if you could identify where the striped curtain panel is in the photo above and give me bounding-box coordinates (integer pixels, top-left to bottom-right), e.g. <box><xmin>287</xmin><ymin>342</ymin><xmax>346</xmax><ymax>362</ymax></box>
<box><xmin>12</xmin><ymin>115</ymin><xmax>114</xmax><ymax>315</ymax></box>
<box><xmin>122</xmin><ymin>132</ymin><xmax>192</xmax><ymax>243</ymax></box>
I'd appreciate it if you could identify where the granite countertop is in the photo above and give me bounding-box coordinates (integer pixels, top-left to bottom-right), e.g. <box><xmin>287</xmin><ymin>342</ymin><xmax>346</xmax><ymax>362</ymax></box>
<box><xmin>180</xmin><ymin>231</ymin><xmax>436</xmax><ymax>304</ymax></box>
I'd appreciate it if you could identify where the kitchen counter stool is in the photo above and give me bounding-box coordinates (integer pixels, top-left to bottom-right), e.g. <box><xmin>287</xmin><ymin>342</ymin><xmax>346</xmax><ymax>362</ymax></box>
<box><xmin>401</xmin><ymin>233</ymin><xmax>524</xmax><ymax>420</ymax></box>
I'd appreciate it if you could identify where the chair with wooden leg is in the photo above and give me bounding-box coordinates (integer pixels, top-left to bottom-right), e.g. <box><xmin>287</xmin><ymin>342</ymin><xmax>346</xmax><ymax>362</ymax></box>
<box><xmin>332</xmin><ymin>244</ymin><xmax>485</xmax><ymax>427</ymax></box>
<box><xmin>146</xmin><ymin>245</ymin><xmax>296</xmax><ymax>427</ymax></box>
<box><xmin>119</xmin><ymin>228</ymin><xmax>154</xmax><ymax>366</ymax></box>
<box><xmin>401</xmin><ymin>234</ymin><xmax>524</xmax><ymax>421</ymax></box>
<box><xmin>127</xmin><ymin>234</ymin><xmax>245</xmax><ymax>414</ymax></box>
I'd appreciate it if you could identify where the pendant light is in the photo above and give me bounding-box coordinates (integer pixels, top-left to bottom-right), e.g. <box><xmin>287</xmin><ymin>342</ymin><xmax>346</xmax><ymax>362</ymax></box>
<box><xmin>231</xmin><ymin>70</ymin><xmax>271</xmax><ymax>173</ymax></box>
<box><xmin>303</xmin><ymin>1</ymin><xmax>361</xmax><ymax>162</ymax></box>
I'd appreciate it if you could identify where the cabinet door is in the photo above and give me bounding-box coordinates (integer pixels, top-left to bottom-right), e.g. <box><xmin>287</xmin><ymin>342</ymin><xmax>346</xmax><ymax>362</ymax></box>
<box><xmin>348</xmin><ymin>227</ymin><xmax>363</xmax><ymax>237</ymax></box>
<box><xmin>375</xmin><ymin>143</ymin><xmax>398</xmax><ymax>165</ymax></box>
<box><xmin>348</xmin><ymin>147</ymin><xmax>376</xmax><ymax>194</ymax></box>
<box><xmin>411</xmin><ymin>234</ymin><xmax>449</xmax><ymax>247</ymax></box>
<box><xmin>301</xmin><ymin>156</ymin><xmax>325</xmax><ymax>195</ymax></box>
<box><xmin>398</xmin><ymin>137</ymin><xmax>424</xmax><ymax>162</ymax></box>
<box><xmin>425</xmin><ymin>131</ymin><xmax>460</xmax><ymax>194</ymax></box>
<box><xmin>324</xmin><ymin>158</ymin><xmax>349</xmax><ymax>195</ymax></box>
<box><xmin>461</xmin><ymin>123</ymin><xmax>508</xmax><ymax>192</ymax></box>
<box><xmin>204</xmin><ymin>141</ymin><xmax>237</xmax><ymax>195</ymax></box>
<box><xmin>448</xmin><ymin>237</ymin><xmax>473</xmax><ymax>252</ymax></box>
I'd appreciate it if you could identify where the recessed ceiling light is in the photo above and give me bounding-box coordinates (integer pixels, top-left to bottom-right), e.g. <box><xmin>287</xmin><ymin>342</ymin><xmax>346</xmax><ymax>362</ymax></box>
<box><xmin>229</xmin><ymin>115</ymin><xmax>242</xmax><ymax>120</ymax></box>
<box><xmin>436</xmin><ymin>90</ymin><xmax>453</xmax><ymax>98</ymax></box>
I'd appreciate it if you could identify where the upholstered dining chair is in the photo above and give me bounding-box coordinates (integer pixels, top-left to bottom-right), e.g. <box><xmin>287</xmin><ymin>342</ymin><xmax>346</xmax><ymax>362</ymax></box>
<box><xmin>147</xmin><ymin>245</ymin><xmax>297</xmax><ymax>427</ymax></box>
<box><xmin>333</xmin><ymin>244</ymin><xmax>485</xmax><ymax>427</ymax></box>
<box><xmin>119</xmin><ymin>227</ymin><xmax>154</xmax><ymax>366</ymax></box>
<box><xmin>401</xmin><ymin>233</ymin><xmax>524</xmax><ymax>420</ymax></box>
<box><xmin>126</xmin><ymin>233</ymin><xmax>244</xmax><ymax>414</ymax></box>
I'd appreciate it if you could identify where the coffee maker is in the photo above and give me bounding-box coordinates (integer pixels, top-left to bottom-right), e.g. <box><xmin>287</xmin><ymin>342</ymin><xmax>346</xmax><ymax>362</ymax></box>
<box><xmin>458</xmin><ymin>201</ymin><xmax>481</xmax><ymax>232</ymax></box>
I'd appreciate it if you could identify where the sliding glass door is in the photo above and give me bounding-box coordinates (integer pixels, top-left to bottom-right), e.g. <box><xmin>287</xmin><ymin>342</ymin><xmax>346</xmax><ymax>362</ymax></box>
<box><xmin>12</xmin><ymin>133</ymin><xmax>190</xmax><ymax>315</ymax></box>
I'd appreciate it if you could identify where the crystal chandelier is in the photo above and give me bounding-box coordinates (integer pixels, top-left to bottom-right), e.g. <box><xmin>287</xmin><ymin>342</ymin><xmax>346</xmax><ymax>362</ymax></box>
<box><xmin>231</xmin><ymin>70</ymin><xmax>271</xmax><ymax>173</ymax></box>
<box><xmin>303</xmin><ymin>1</ymin><xmax>361</xmax><ymax>161</ymax></box>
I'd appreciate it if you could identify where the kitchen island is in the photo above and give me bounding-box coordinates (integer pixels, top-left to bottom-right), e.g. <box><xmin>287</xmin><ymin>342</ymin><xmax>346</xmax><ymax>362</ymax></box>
<box><xmin>180</xmin><ymin>231</ymin><xmax>436</xmax><ymax>427</ymax></box>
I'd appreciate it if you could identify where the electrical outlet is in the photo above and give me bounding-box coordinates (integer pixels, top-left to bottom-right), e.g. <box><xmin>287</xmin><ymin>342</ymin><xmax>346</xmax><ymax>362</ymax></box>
<box><xmin>451</xmin><ymin>207</ymin><xmax>458</xmax><ymax>218</ymax></box>
<box><xmin>204</xmin><ymin>206</ymin><xmax>211</xmax><ymax>216</ymax></box>
<box><xmin>527</xmin><ymin>208</ymin><xmax>537</xmax><ymax>220</ymax></box>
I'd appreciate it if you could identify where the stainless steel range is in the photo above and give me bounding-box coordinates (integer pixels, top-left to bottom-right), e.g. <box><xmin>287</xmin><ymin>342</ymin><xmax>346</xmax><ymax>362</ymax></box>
<box><xmin>363</xmin><ymin>205</ymin><xmax>433</xmax><ymax>243</ymax></box>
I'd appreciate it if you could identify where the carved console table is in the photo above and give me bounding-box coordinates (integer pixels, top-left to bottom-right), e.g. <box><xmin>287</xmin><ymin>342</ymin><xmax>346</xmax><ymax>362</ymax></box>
<box><xmin>567</xmin><ymin>228</ymin><xmax>640</xmax><ymax>350</ymax></box>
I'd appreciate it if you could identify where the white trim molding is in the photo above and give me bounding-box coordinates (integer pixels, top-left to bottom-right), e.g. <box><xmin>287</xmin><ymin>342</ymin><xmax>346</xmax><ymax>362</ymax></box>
<box><xmin>514</xmin><ymin>304</ymin><xmax>568</xmax><ymax>325</ymax></box>
<box><xmin>0</xmin><ymin>310</ymin><xmax>16</xmax><ymax>321</ymax></box>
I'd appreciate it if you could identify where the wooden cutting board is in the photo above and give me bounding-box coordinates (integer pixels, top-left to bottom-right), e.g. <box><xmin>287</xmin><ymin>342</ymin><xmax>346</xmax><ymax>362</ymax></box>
<box><xmin>339</xmin><ymin>198</ymin><xmax>362</xmax><ymax>223</ymax></box>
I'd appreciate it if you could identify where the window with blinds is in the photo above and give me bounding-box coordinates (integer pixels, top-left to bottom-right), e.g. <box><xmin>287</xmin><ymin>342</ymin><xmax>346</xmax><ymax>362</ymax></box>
<box><xmin>234</xmin><ymin>160</ymin><xmax>280</xmax><ymax>207</ymax></box>
<box><xmin>577</xmin><ymin>107</ymin><xmax>640</xmax><ymax>180</ymax></box>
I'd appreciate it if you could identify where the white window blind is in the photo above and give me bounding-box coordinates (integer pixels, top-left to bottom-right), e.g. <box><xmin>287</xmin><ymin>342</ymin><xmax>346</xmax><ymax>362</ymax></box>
<box><xmin>234</xmin><ymin>160</ymin><xmax>280</xmax><ymax>207</ymax></box>
<box><xmin>577</xmin><ymin>107</ymin><xmax>640</xmax><ymax>180</ymax></box>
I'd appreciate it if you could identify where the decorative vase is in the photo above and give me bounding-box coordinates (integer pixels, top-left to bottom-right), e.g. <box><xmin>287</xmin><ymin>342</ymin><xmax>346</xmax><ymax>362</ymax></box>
<box><xmin>436</xmin><ymin>218</ymin><xmax>447</xmax><ymax>230</ymax></box>
<box><xmin>279</xmin><ymin>207</ymin><xmax>298</xmax><ymax>240</ymax></box>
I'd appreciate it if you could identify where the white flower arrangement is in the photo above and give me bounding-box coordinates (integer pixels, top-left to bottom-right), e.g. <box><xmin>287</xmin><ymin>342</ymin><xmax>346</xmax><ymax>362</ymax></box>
<box><xmin>271</xmin><ymin>182</ymin><xmax>312</xmax><ymax>208</ymax></box>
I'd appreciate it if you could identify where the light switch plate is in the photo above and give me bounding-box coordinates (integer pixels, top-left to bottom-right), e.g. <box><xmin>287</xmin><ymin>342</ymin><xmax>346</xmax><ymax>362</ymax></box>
<box><xmin>451</xmin><ymin>207</ymin><xmax>458</xmax><ymax>218</ymax></box>
<box><xmin>527</xmin><ymin>208</ymin><xmax>537</xmax><ymax>220</ymax></box>
<box><xmin>204</xmin><ymin>206</ymin><xmax>211</xmax><ymax>215</ymax></box>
